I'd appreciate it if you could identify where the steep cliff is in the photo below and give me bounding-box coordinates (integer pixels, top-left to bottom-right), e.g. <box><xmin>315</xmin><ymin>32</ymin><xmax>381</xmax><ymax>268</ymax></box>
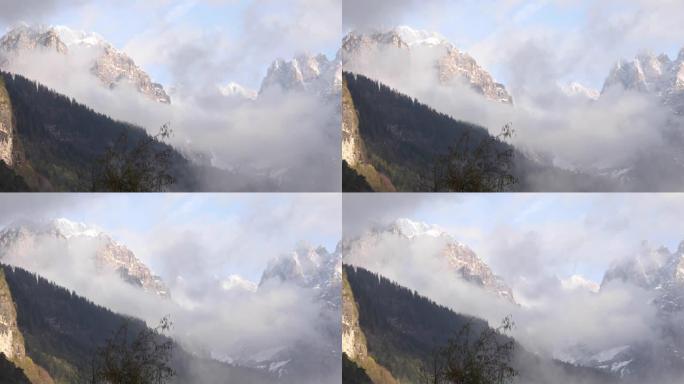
<box><xmin>341</xmin><ymin>77</ymin><xmax>396</xmax><ymax>192</ymax></box>
<box><xmin>342</xmin><ymin>269</ymin><xmax>397</xmax><ymax>384</ymax></box>
<box><xmin>0</xmin><ymin>269</ymin><xmax>53</xmax><ymax>384</ymax></box>
<box><xmin>0</xmin><ymin>76</ymin><xmax>13</xmax><ymax>166</ymax></box>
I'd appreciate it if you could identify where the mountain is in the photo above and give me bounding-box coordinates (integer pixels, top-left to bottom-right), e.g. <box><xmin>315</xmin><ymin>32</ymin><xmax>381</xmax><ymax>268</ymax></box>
<box><xmin>218</xmin><ymin>82</ymin><xmax>258</xmax><ymax>100</ymax></box>
<box><xmin>247</xmin><ymin>244</ymin><xmax>342</xmax><ymax>382</ymax></box>
<box><xmin>343</xmin><ymin>218</ymin><xmax>516</xmax><ymax>303</ymax></box>
<box><xmin>0</xmin><ymin>25</ymin><xmax>170</xmax><ymax>103</ymax></box>
<box><xmin>561</xmin><ymin>82</ymin><xmax>600</xmax><ymax>100</ymax></box>
<box><xmin>557</xmin><ymin>243</ymin><xmax>684</xmax><ymax>382</ymax></box>
<box><xmin>0</xmin><ymin>218</ymin><xmax>169</xmax><ymax>298</ymax></box>
<box><xmin>0</xmin><ymin>263</ymin><xmax>272</xmax><ymax>384</ymax></box>
<box><xmin>602</xmin><ymin>50</ymin><xmax>684</xmax><ymax>114</ymax></box>
<box><xmin>342</xmin><ymin>265</ymin><xmax>617</xmax><ymax>384</ymax></box>
<box><xmin>259</xmin><ymin>52</ymin><xmax>342</xmax><ymax>97</ymax></box>
<box><xmin>342</xmin><ymin>26</ymin><xmax>512</xmax><ymax>104</ymax></box>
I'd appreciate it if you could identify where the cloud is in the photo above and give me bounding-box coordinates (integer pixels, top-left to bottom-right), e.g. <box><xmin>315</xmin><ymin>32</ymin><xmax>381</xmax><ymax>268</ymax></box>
<box><xmin>0</xmin><ymin>0</ymin><xmax>86</xmax><ymax>24</ymax></box>
<box><xmin>342</xmin><ymin>0</ymin><xmax>448</xmax><ymax>31</ymax></box>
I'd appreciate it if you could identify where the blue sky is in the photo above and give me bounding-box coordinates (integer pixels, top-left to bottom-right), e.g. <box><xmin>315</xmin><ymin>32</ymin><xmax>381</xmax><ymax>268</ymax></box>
<box><xmin>1</xmin><ymin>0</ymin><xmax>340</xmax><ymax>89</ymax></box>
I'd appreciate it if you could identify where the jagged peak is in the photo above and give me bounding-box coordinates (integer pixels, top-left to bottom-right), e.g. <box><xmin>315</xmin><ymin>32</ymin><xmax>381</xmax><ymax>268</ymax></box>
<box><xmin>52</xmin><ymin>25</ymin><xmax>106</xmax><ymax>48</ymax></box>
<box><xmin>221</xmin><ymin>274</ymin><xmax>257</xmax><ymax>292</ymax></box>
<box><xmin>218</xmin><ymin>81</ymin><xmax>257</xmax><ymax>100</ymax></box>
<box><xmin>387</xmin><ymin>218</ymin><xmax>446</xmax><ymax>239</ymax></box>
<box><xmin>390</xmin><ymin>25</ymin><xmax>449</xmax><ymax>47</ymax></box>
<box><xmin>561</xmin><ymin>81</ymin><xmax>599</xmax><ymax>100</ymax></box>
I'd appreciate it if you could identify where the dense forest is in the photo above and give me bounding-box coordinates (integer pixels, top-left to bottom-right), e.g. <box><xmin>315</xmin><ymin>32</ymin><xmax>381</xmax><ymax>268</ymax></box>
<box><xmin>342</xmin><ymin>160</ymin><xmax>373</xmax><ymax>192</ymax></box>
<box><xmin>342</xmin><ymin>353</ymin><xmax>372</xmax><ymax>384</ymax></box>
<box><xmin>0</xmin><ymin>353</ymin><xmax>31</xmax><ymax>384</ymax></box>
<box><xmin>343</xmin><ymin>72</ymin><xmax>614</xmax><ymax>192</ymax></box>
<box><xmin>1</xmin><ymin>264</ymin><xmax>273</xmax><ymax>384</ymax></box>
<box><xmin>343</xmin><ymin>265</ymin><xmax>619</xmax><ymax>384</ymax></box>
<box><xmin>0</xmin><ymin>72</ymin><xmax>275</xmax><ymax>192</ymax></box>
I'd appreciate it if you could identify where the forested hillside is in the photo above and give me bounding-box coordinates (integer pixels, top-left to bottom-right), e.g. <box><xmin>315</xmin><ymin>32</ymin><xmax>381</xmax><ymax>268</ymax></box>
<box><xmin>0</xmin><ymin>72</ymin><xmax>275</xmax><ymax>192</ymax></box>
<box><xmin>2</xmin><ymin>264</ymin><xmax>273</xmax><ymax>384</ymax></box>
<box><xmin>342</xmin><ymin>72</ymin><xmax>613</xmax><ymax>192</ymax></box>
<box><xmin>343</xmin><ymin>265</ymin><xmax>619</xmax><ymax>384</ymax></box>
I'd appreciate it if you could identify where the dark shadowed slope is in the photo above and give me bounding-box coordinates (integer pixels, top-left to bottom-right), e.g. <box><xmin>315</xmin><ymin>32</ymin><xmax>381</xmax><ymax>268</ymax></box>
<box><xmin>0</xmin><ymin>72</ymin><xmax>275</xmax><ymax>192</ymax></box>
<box><xmin>342</xmin><ymin>265</ymin><xmax>619</xmax><ymax>384</ymax></box>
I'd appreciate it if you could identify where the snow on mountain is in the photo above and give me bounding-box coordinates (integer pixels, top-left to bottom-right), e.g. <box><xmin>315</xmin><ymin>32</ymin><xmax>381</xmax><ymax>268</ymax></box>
<box><xmin>560</xmin><ymin>344</ymin><xmax>635</xmax><ymax>378</ymax></box>
<box><xmin>259</xmin><ymin>244</ymin><xmax>342</xmax><ymax>304</ymax></box>
<box><xmin>603</xmin><ymin>242</ymin><xmax>684</xmax><ymax>292</ymax></box>
<box><xmin>568</xmin><ymin>242</ymin><xmax>684</xmax><ymax>380</ymax></box>
<box><xmin>561</xmin><ymin>82</ymin><xmax>599</xmax><ymax>100</ymax></box>
<box><xmin>560</xmin><ymin>274</ymin><xmax>600</xmax><ymax>293</ymax></box>
<box><xmin>218</xmin><ymin>82</ymin><xmax>257</xmax><ymax>100</ymax></box>
<box><xmin>236</xmin><ymin>244</ymin><xmax>341</xmax><ymax>380</ymax></box>
<box><xmin>220</xmin><ymin>274</ymin><xmax>257</xmax><ymax>292</ymax></box>
<box><xmin>345</xmin><ymin>218</ymin><xmax>516</xmax><ymax>303</ymax></box>
<box><xmin>0</xmin><ymin>218</ymin><xmax>169</xmax><ymax>297</ymax></box>
<box><xmin>392</xmin><ymin>25</ymin><xmax>448</xmax><ymax>47</ymax></box>
<box><xmin>602</xmin><ymin>49</ymin><xmax>684</xmax><ymax>113</ymax></box>
<box><xmin>259</xmin><ymin>52</ymin><xmax>342</xmax><ymax>96</ymax></box>
<box><xmin>0</xmin><ymin>24</ymin><xmax>170</xmax><ymax>103</ymax></box>
<box><xmin>342</xmin><ymin>26</ymin><xmax>513</xmax><ymax>103</ymax></box>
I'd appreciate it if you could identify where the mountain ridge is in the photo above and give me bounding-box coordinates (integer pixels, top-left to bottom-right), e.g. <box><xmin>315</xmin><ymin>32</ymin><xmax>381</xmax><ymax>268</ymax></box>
<box><xmin>0</xmin><ymin>24</ymin><xmax>170</xmax><ymax>103</ymax></box>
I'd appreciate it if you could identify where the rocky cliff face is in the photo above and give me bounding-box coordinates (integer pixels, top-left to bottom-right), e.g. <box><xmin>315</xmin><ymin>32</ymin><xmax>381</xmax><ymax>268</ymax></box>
<box><xmin>0</xmin><ymin>269</ymin><xmax>53</xmax><ymax>384</ymax></box>
<box><xmin>603</xmin><ymin>242</ymin><xmax>684</xmax><ymax>312</ymax></box>
<box><xmin>341</xmin><ymin>267</ymin><xmax>398</xmax><ymax>384</ymax></box>
<box><xmin>0</xmin><ymin>77</ymin><xmax>13</xmax><ymax>166</ymax></box>
<box><xmin>259</xmin><ymin>52</ymin><xmax>342</xmax><ymax>97</ymax></box>
<box><xmin>342</xmin><ymin>26</ymin><xmax>512</xmax><ymax>104</ymax></box>
<box><xmin>0</xmin><ymin>25</ymin><xmax>170</xmax><ymax>104</ymax></box>
<box><xmin>0</xmin><ymin>218</ymin><xmax>169</xmax><ymax>298</ymax></box>
<box><xmin>602</xmin><ymin>50</ymin><xmax>684</xmax><ymax>113</ymax></box>
<box><xmin>236</xmin><ymin>244</ymin><xmax>342</xmax><ymax>380</ymax></box>
<box><xmin>0</xmin><ymin>269</ymin><xmax>24</xmax><ymax>361</ymax></box>
<box><xmin>565</xmin><ymin>242</ymin><xmax>684</xmax><ymax>380</ymax></box>
<box><xmin>341</xmin><ymin>77</ymin><xmax>364</xmax><ymax>167</ymax></box>
<box><xmin>342</xmin><ymin>268</ymin><xmax>366</xmax><ymax>361</ymax></box>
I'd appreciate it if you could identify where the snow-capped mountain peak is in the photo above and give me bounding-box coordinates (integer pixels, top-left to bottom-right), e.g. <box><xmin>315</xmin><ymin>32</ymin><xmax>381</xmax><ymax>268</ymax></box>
<box><xmin>342</xmin><ymin>26</ymin><xmax>513</xmax><ymax>104</ymax></box>
<box><xmin>561</xmin><ymin>274</ymin><xmax>600</xmax><ymax>293</ymax></box>
<box><xmin>561</xmin><ymin>82</ymin><xmax>599</xmax><ymax>100</ymax></box>
<box><xmin>392</xmin><ymin>25</ymin><xmax>448</xmax><ymax>47</ymax></box>
<box><xmin>0</xmin><ymin>24</ymin><xmax>171</xmax><ymax>104</ymax></box>
<box><xmin>389</xmin><ymin>218</ymin><xmax>445</xmax><ymax>239</ymax></box>
<box><xmin>346</xmin><ymin>219</ymin><xmax>516</xmax><ymax>303</ymax></box>
<box><xmin>221</xmin><ymin>274</ymin><xmax>257</xmax><ymax>292</ymax></box>
<box><xmin>51</xmin><ymin>217</ymin><xmax>101</xmax><ymax>238</ymax></box>
<box><xmin>52</xmin><ymin>25</ymin><xmax>105</xmax><ymax>47</ymax></box>
<box><xmin>0</xmin><ymin>218</ymin><xmax>170</xmax><ymax>298</ymax></box>
<box><xmin>259</xmin><ymin>52</ymin><xmax>341</xmax><ymax>96</ymax></box>
<box><xmin>218</xmin><ymin>81</ymin><xmax>257</xmax><ymax>100</ymax></box>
